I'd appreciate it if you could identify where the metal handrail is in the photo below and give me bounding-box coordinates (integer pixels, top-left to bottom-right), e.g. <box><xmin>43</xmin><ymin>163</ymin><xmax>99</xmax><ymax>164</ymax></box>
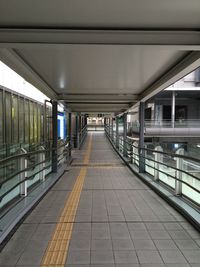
<box><xmin>0</xmin><ymin>140</ymin><xmax>70</xmax><ymax>209</ymax></box>
<box><xmin>105</xmin><ymin>125</ymin><xmax>200</xmax><ymax>205</ymax></box>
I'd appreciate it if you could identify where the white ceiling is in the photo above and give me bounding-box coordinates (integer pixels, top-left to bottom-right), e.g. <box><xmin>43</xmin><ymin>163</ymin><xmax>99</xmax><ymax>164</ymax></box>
<box><xmin>0</xmin><ymin>0</ymin><xmax>200</xmax><ymax>29</ymax></box>
<box><xmin>0</xmin><ymin>0</ymin><xmax>200</xmax><ymax>113</ymax></box>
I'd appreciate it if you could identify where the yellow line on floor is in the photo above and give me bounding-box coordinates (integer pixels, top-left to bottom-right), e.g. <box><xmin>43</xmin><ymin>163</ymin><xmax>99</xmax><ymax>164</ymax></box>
<box><xmin>40</xmin><ymin>134</ymin><xmax>92</xmax><ymax>267</ymax></box>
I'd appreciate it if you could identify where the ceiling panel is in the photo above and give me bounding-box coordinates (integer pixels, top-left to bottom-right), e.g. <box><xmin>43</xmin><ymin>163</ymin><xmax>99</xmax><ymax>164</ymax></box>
<box><xmin>0</xmin><ymin>0</ymin><xmax>200</xmax><ymax>29</ymax></box>
<box><xmin>16</xmin><ymin>45</ymin><xmax>186</xmax><ymax>95</ymax></box>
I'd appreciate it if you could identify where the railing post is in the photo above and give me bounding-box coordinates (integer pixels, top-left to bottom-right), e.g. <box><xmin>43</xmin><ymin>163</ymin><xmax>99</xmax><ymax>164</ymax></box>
<box><xmin>154</xmin><ymin>146</ymin><xmax>163</xmax><ymax>181</ymax></box>
<box><xmin>39</xmin><ymin>146</ymin><xmax>45</xmax><ymax>181</ymax></box>
<box><xmin>18</xmin><ymin>148</ymin><xmax>28</xmax><ymax>196</ymax></box>
<box><xmin>175</xmin><ymin>148</ymin><xmax>184</xmax><ymax>195</ymax></box>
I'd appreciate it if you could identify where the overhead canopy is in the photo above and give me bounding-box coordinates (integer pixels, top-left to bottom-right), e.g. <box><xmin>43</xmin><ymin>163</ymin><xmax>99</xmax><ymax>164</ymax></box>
<box><xmin>0</xmin><ymin>0</ymin><xmax>200</xmax><ymax>114</ymax></box>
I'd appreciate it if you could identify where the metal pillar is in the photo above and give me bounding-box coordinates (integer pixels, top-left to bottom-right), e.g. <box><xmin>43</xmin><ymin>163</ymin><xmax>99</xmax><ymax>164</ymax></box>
<box><xmin>123</xmin><ymin>113</ymin><xmax>127</xmax><ymax>157</ymax></box>
<box><xmin>139</xmin><ymin>102</ymin><xmax>145</xmax><ymax>173</ymax></box>
<box><xmin>68</xmin><ymin>112</ymin><xmax>72</xmax><ymax>156</ymax></box>
<box><xmin>111</xmin><ymin>118</ymin><xmax>114</xmax><ymax>141</ymax></box>
<box><xmin>171</xmin><ymin>91</ymin><xmax>176</xmax><ymax>128</ymax></box>
<box><xmin>116</xmin><ymin>117</ymin><xmax>119</xmax><ymax>148</ymax></box>
<box><xmin>75</xmin><ymin>114</ymin><xmax>79</xmax><ymax>148</ymax></box>
<box><xmin>52</xmin><ymin>101</ymin><xmax>58</xmax><ymax>172</ymax></box>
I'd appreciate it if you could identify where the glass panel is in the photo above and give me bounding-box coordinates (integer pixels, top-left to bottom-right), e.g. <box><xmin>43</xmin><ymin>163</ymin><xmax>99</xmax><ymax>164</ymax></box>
<box><xmin>5</xmin><ymin>92</ymin><xmax>11</xmax><ymax>144</ymax></box>
<box><xmin>158</xmin><ymin>154</ymin><xmax>175</xmax><ymax>189</ymax></box>
<box><xmin>12</xmin><ymin>95</ymin><xmax>19</xmax><ymax>143</ymax></box>
<box><xmin>24</xmin><ymin>100</ymin><xmax>29</xmax><ymax>144</ymax></box>
<box><xmin>29</xmin><ymin>101</ymin><xmax>34</xmax><ymax>143</ymax></box>
<box><xmin>38</xmin><ymin>105</ymin><xmax>41</xmax><ymax>143</ymax></box>
<box><xmin>0</xmin><ymin>90</ymin><xmax>3</xmax><ymax>144</ymax></box>
<box><xmin>34</xmin><ymin>103</ymin><xmax>38</xmax><ymax>143</ymax></box>
<box><xmin>182</xmin><ymin>159</ymin><xmax>200</xmax><ymax>205</ymax></box>
<box><xmin>19</xmin><ymin>97</ymin><xmax>24</xmax><ymax>144</ymax></box>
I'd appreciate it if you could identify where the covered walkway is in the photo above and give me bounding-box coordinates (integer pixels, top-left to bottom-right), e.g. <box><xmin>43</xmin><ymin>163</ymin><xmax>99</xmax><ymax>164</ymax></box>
<box><xmin>0</xmin><ymin>132</ymin><xmax>200</xmax><ymax>266</ymax></box>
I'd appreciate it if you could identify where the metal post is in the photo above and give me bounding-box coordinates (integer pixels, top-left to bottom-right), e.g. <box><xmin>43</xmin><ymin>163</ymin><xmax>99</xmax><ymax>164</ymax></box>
<box><xmin>154</xmin><ymin>146</ymin><xmax>163</xmax><ymax>181</ymax></box>
<box><xmin>75</xmin><ymin>115</ymin><xmax>79</xmax><ymax>148</ymax></box>
<box><xmin>171</xmin><ymin>91</ymin><xmax>175</xmax><ymax>128</ymax></box>
<box><xmin>139</xmin><ymin>102</ymin><xmax>145</xmax><ymax>173</ymax></box>
<box><xmin>52</xmin><ymin>100</ymin><xmax>58</xmax><ymax>173</ymax></box>
<box><xmin>19</xmin><ymin>148</ymin><xmax>28</xmax><ymax>196</ymax></box>
<box><xmin>123</xmin><ymin>113</ymin><xmax>127</xmax><ymax>157</ymax></box>
<box><xmin>175</xmin><ymin>148</ymin><xmax>184</xmax><ymax>195</ymax></box>
<box><xmin>111</xmin><ymin>118</ymin><xmax>114</xmax><ymax>141</ymax></box>
<box><xmin>39</xmin><ymin>146</ymin><xmax>46</xmax><ymax>181</ymax></box>
<box><xmin>68</xmin><ymin>112</ymin><xmax>72</xmax><ymax>156</ymax></box>
<box><xmin>116</xmin><ymin>117</ymin><xmax>119</xmax><ymax>148</ymax></box>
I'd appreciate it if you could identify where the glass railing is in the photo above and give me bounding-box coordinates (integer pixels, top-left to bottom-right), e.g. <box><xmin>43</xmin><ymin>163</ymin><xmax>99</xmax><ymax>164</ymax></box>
<box><xmin>0</xmin><ymin>139</ymin><xmax>70</xmax><ymax>211</ymax></box>
<box><xmin>105</xmin><ymin>124</ymin><xmax>200</xmax><ymax>207</ymax></box>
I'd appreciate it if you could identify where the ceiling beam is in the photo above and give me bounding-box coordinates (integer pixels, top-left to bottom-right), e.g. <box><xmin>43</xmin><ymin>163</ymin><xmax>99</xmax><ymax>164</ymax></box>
<box><xmin>58</xmin><ymin>93</ymin><xmax>139</xmax><ymax>102</ymax></box>
<box><xmin>0</xmin><ymin>29</ymin><xmax>200</xmax><ymax>47</ymax></box>
<box><xmin>139</xmin><ymin>51</ymin><xmax>200</xmax><ymax>103</ymax></box>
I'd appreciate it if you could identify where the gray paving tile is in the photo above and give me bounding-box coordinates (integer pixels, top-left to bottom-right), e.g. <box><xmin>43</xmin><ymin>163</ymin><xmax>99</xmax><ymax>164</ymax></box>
<box><xmin>174</xmin><ymin>239</ymin><xmax>199</xmax><ymax>250</ymax></box>
<box><xmin>114</xmin><ymin>250</ymin><xmax>138</xmax><ymax>264</ymax></box>
<box><xmin>133</xmin><ymin>239</ymin><xmax>156</xmax><ymax>250</ymax></box>
<box><xmin>163</xmin><ymin>223</ymin><xmax>183</xmax><ymax>230</ymax></box>
<box><xmin>148</xmin><ymin>230</ymin><xmax>171</xmax><ymax>239</ymax></box>
<box><xmin>130</xmin><ymin>230</ymin><xmax>151</xmax><ymax>240</ymax></box>
<box><xmin>168</xmin><ymin>230</ymin><xmax>192</xmax><ymax>240</ymax></box>
<box><xmin>127</xmin><ymin>223</ymin><xmax>146</xmax><ymax>230</ymax></box>
<box><xmin>165</xmin><ymin>264</ymin><xmax>190</xmax><ymax>267</ymax></box>
<box><xmin>112</xmin><ymin>239</ymin><xmax>134</xmax><ymax>250</ymax></box>
<box><xmin>181</xmin><ymin>250</ymin><xmax>200</xmax><ymax>263</ymax></box>
<box><xmin>91</xmin><ymin>250</ymin><xmax>114</xmax><ymax>264</ymax></box>
<box><xmin>66</xmin><ymin>251</ymin><xmax>90</xmax><ymax>264</ymax></box>
<box><xmin>91</xmin><ymin>239</ymin><xmax>112</xmax><ymax>250</ymax></box>
<box><xmin>16</xmin><ymin>250</ymin><xmax>44</xmax><ymax>266</ymax></box>
<box><xmin>159</xmin><ymin>250</ymin><xmax>188</xmax><ymax>264</ymax></box>
<box><xmin>154</xmin><ymin>239</ymin><xmax>178</xmax><ymax>250</ymax></box>
<box><xmin>137</xmin><ymin>250</ymin><xmax>163</xmax><ymax>264</ymax></box>
<box><xmin>145</xmin><ymin>223</ymin><xmax>165</xmax><ymax>230</ymax></box>
<box><xmin>115</xmin><ymin>264</ymin><xmax>140</xmax><ymax>267</ymax></box>
<box><xmin>140</xmin><ymin>264</ymin><xmax>165</xmax><ymax>267</ymax></box>
<box><xmin>69</xmin><ymin>238</ymin><xmax>91</xmax><ymax>250</ymax></box>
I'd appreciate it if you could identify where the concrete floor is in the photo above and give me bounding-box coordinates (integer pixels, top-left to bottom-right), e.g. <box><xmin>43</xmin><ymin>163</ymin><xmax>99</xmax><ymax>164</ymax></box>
<box><xmin>0</xmin><ymin>132</ymin><xmax>200</xmax><ymax>267</ymax></box>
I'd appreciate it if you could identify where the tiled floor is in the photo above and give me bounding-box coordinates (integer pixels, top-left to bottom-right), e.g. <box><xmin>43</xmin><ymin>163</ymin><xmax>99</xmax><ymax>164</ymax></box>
<box><xmin>0</xmin><ymin>132</ymin><xmax>200</xmax><ymax>267</ymax></box>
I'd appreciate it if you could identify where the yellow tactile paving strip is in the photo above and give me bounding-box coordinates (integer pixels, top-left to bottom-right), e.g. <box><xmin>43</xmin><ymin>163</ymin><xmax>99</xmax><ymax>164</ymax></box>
<box><xmin>40</xmin><ymin>134</ymin><xmax>92</xmax><ymax>267</ymax></box>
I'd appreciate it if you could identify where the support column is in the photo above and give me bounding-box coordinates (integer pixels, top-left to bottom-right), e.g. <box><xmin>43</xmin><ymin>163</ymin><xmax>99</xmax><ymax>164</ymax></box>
<box><xmin>52</xmin><ymin>101</ymin><xmax>58</xmax><ymax>173</ymax></box>
<box><xmin>111</xmin><ymin>117</ymin><xmax>114</xmax><ymax>141</ymax></box>
<box><xmin>68</xmin><ymin>112</ymin><xmax>72</xmax><ymax>156</ymax></box>
<box><xmin>116</xmin><ymin>117</ymin><xmax>119</xmax><ymax>148</ymax></box>
<box><xmin>123</xmin><ymin>113</ymin><xmax>127</xmax><ymax>157</ymax></box>
<box><xmin>171</xmin><ymin>91</ymin><xmax>176</xmax><ymax>128</ymax></box>
<box><xmin>139</xmin><ymin>102</ymin><xmax>145</xmax><ymax>173</ymax></box>
<box><xmin>75</xmin><ymin>114</ymin><xmax>79</xmax><ymax>148</ymax></box>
